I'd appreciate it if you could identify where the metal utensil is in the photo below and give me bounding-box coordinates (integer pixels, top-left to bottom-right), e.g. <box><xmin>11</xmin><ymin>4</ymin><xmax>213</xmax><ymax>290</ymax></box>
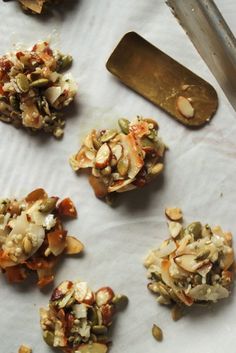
<box><xmin>166</xmin><ymin>0</ymin><xmax>236</xmax><ymax>111</ymax></box>
<box><xmin>106</xmin><ymin>32</ymin><xmax>218</xmax><ymax>127</ymax></box>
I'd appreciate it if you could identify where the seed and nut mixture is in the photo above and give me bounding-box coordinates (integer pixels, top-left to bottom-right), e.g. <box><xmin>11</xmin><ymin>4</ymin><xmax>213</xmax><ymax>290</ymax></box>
<box><xmin>40</xmin><ymin>280</ymin><xmax>128</xmax><ymax>353</ymax></box>
<box><xmin>0</xmin><ymin>41</ymin><xmax>76</xmax><ymax>138</ymax></box>
<box><xmin>5</xmin><ymin>0</ymin><xmax>62</xmax><ymax>15</ymax></box>
<box><xmin>70</xmin><ymin>117</ymin><xmax>166</xmax><ymax>200</ymax></box>
<box><xmin>0</xmin><ymin>188</ymin><xmax>83</xmax><ymax>288</ymax></box>
<box><xmin>144</xmin><ymin>208</ymin><xmax>234</xmax><ymax>311</ymax></box>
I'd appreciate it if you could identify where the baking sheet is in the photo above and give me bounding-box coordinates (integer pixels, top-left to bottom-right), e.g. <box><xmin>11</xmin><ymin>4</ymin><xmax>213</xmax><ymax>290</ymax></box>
<box><xmin>0</xmin><ymin>1</ymin><xmax>236</xmax><ymax>352</ymax></box>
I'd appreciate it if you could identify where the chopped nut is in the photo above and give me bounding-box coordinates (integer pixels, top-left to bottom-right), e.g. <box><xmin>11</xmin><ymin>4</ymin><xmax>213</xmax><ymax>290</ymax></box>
<box><xmin>168</xmin><ymin>221</ymin><xmax>182</xmax><ymax>238</ymax></box>
<box><xmin>165</xmin><ymin>207</ymin><xmax>183</xmax><ymax>221</ymax></box>
<box><xmin>176</xmin><ymin>96</ymin><xmax>195</xmax><ymax>119</ymax></box>
<box><xmin>65</xmin><ymin>236</ymin><xmax>84</xmax><ymax>255</ymax></box>
<box><xmin>152</xmin><ymin>324</ymin><xmax>163</xmax><ymax>342</ymax></box>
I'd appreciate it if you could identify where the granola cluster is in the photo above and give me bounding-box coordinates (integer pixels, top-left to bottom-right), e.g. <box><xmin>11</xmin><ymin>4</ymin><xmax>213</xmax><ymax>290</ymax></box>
<box><xmin>70</xmin><ymin>117</ymin><xmax>166</xmax><ymax>200</ymax></box>
<box><xmin>40</xmin><ymin>280</ymin><xmax>128</xmax><ymax>353</ymax></box>
<box><xmin>144</xmin><ymin>208</ymin><xmax>234</xmax><ymax>308</ymax></box>
<box><xmin>0</xmin><ymin>41</ymin><xmax>76</xmax><ymax>138</ymax></box>
<box><xmin>0</xmin><ymin>189</ymin><xmax>83</xmax><ymax>288</ymax></box>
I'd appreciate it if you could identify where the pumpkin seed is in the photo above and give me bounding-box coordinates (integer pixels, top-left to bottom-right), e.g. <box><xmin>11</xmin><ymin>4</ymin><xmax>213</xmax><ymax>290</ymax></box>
<box><xmin>100</xmin><ymin>129</ymin><xmax>117</xmax><ymax>143</ymax></box>
<box><xmin>87</xmin><ymin>307</ymin><xmax>98</xmax><ymax>325</ymax></box>
<box><xmin>9</xmin><ymin>95</ymin><xmax>20</xmax><ymax>111</ymax></box>
<box><xmin>118</xmin><ymin>118</ymin><xmax>130</xmax><ymax>134</ymax></box>
<box><xmin>16</xmin><ymin>73</ymin><xmax>29</xmax><ymax>92</ymax></box>
<box><xmin>117</xmin><ymin>156</ymin><xmax>129</xmax><ymax>176</ymax></box>
<box><xmin>78</xmin><ymin>343</ymin><xmax>108</xmax><ymax>353</ymax></box>
<box><xmin>152</xmin><ymin>324</ymin><xmax>163</xmax><ymax>342</ymax></box>
<box><xmin>43</xmin><ymin>330</ymin><xmax>54</xmax><ymax>346</ymax></box>
<box><xmin>91</xmin><ymin>325</ymin><xmax>108</xmax><ymax>335</ymax></box>
<box><xmin>58</xmin><ymin>55</ymin><xmax>73</xmax><ymax>71</ymax></box>
<box><xmin>141</xmin><ymin>137</ymin><xmax>156</xmax><ymax>149</ymax></box>
<box><xmin>187</xmin><ymin>222</ymin><xmax>202</xmax><ymax>239</ymax></box>
<box><xmin>195</xmin><ymin>250</ymin><xmax>210</xmax><ymax>261</ymax></box>
<box><xmin>39</xmin><ymin>197</ymin><xmax>57</xmax><ymax>213</ymax></box>
<box><xmin>112</xmin><ymin>294</ymin><xmax>128</xmax><ymax>310</ymax></box>
<box><xmin>30</xmin><ymin>78</ymin><xmax>49</xmax><ymax>88</ymax></box>
<box><xmin>171</xmin><ymin>305</ymin><xmax>183</xmax><ymax>321</ymax></box>
<box><xmin>96</xmin><ymin>335</ymin><xmax>109</xmax><ymax>343</ymax></box>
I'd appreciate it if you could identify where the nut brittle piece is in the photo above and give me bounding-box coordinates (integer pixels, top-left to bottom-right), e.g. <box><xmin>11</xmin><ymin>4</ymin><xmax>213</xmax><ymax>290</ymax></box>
<box><xmin>40</xmin><ymin>280</ymin><xmax>128</xmax><ymax>353</ymax></box>
<box><xmin>0</xmin><ymin>189</ymin><xmax>83</xmax><ymax>288</ymax></box>
<box><xmin>0</xmin><ymin>42</ymin><xmax>76</xmax><ymax>138</ymax></box>
<box><xmin>70</xmin><ymin>117</ymin><xmax>166</xmax><ymax>201</ymax></box>
<box><xmin>144</xmin><ymin>208</ymin><xmax>234</xmax><ymax>313</ymax></box>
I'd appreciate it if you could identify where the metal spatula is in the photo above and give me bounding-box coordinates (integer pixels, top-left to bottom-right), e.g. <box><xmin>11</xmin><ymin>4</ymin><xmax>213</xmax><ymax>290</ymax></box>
<box><xmin>106</xmin><ymin>32</ymin><xmax>218</xmax><ymax>127</ymax></box>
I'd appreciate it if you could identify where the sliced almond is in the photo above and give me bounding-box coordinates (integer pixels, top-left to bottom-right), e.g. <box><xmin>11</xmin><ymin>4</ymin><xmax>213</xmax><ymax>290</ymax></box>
<box><xmin>74</xmin><ymin>281</ymin><xmax>89</xmax><ymax>303</ymax></box>
<box><xmin>111</xmin><ymin>144</ymin><xmax>123</xmax><ymax>161</ymax></box>
<box><xmin>96</xmin><ymin>287</ymin><xmax>114</xmax><ymax>307</ymax></box>
<box><xmin>174</xmin><ymin>254</ymin><xmax>208</xmax><ymax>273</ymax></box>
<box><xmin>117</xmin><ymin>156</ymin><xmax>130</xmax><ymax>176</ymax></box>
<box><xmin>176</xmin><ymin>96</ymin><xmax>194</xmax><ymax>119</ymax></box>
<box><xmin>65</xmin><ymin>236</ymin><xmax>84</xmax><ymax>255</ymax></box>
<box><xmin>165</xmin><ymin>207</ymin><xmax>183</xmax><ymax>221</ymax></box>
<box><xmin>95</xmin><ymin>143</ymin><xmax>111</xmax><ymax>169</ymax></box>
<box><xmin>168</xmin><ymin>221</ymin><xmax>182</xmax><ymax>238</ymax></box>
<box><xmin>149</xmin><ymin>163</ymin><xmax>164</xmax><ymax>176</ymax></box>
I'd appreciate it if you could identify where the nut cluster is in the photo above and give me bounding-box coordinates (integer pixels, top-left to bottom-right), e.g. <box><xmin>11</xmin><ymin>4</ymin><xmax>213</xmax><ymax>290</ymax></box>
<box><xmin>144</xmin><ymin>208</ymin><xmax>234</xmax><ymax>309</ymax></box>
<box><xmin>40</xmin><ymin>280</ymin><xmax>128</xmax><ymax>353</ymax></box>
<box><xmin>70</xmin><ymin>117</ymin><xmax>166</xmax><ymax>200</ymax></box>
<box><xmin>0</xmin><ymin>41</ymin><xmax>76</xmax><ymax>138</ymax></box>
<box><xmin>0</xmin><ymin>188</ymin><xmax>83</xmax><ymax>287</ymax></box>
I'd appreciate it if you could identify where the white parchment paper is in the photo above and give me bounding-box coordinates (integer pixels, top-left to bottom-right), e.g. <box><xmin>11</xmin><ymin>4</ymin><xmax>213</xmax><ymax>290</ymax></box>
<box><xmin>0</xmin><ymin>1</ymin><xmax>236</xmax><ymax>353</ymax></box>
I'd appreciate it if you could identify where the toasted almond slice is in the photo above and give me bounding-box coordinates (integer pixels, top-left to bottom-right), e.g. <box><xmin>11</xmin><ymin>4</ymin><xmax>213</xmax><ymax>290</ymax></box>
<box><xmin>96</xmin><ymin>287</ymin><xmax>114</xmax><ymax>307</ymax></box>
<box><xmin>174</xmin><ymin>254</ymin><xmax>208</xmax><ymax>273</ymax></box>
<box><xmin>117</xmin><ymin>156</ymin><xmax>130</xmax><ymax>176</ymax></box>
<box><xmin>95</xmin><ymin>143</ymin><xmax>111</xmax><ymax>169</ymax></box>
<box><xmin>168</xmin><ymin>221</ymin><xmax>182</xmax><ymax>238</ymax></box>
<box><xmin>74</xmin><ymin>281</ymin><xmax>89</xmax><ymax>303</ymax></box>
<box><xmin>108</xmin><ymin>178</ymin><xmax>134</xmax><ymax>193</ymax></box>
<box><xmin>78</xmin><ymin>343</ymin><xmax>108</xmax><ymax>353</ymax></box>
<box><xmin>120</xmin><ymin>133</ymin><xmax>144</xmax><ymax>178</ymax></box>
<box><xmin>176</xmin><ymin>96</ymin><xmax>194</xmax><ymax>119</ymax></box>
<box><xmin>220</xmin><ymin>248</ymin><xmax>234</xmax><ymax>270</ymax></box>
<box><xmin>111</xmin><ymin>144</ymin><xmax>123</xmax><ymax>161</ymax></box>
<box><xmin>165</xmin><ymin>207</ymin><xmax>183</xmax><ymax>221</ymax></box>
<box><xmin>188</xmin><ymin>284</ymin><xmax>229</xmax><ymax>301</ymax></box>
<box><xmin>75</xmin><ymin>148</ymin><xmax>94</xmax><ymax>169</ymax></box>
<box><xmin>65</xmin><ymin>236</ymin><xmax>84</xmax><ymax>255</ymax></box>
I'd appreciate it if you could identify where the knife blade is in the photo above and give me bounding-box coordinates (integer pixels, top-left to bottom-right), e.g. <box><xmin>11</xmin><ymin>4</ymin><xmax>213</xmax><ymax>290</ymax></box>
<box><xmin>166</xmin><ymin>0</ymin><xmax>236</xmax><ymax>111</ymax></box>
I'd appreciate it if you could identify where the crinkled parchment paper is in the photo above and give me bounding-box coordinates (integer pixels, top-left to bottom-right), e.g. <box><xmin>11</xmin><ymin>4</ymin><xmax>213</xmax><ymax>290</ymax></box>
<box><xmin>0</xmin><ymin>1</ymin><xmax>235</xmax><ymax>352</ymax></box>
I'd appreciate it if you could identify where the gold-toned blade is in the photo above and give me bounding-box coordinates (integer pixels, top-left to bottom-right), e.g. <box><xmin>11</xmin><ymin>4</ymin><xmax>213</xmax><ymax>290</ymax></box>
<box><xmin>106</xmin><ymin>32</ymin><xmax>218</xmax><ymax>127</ymax></box>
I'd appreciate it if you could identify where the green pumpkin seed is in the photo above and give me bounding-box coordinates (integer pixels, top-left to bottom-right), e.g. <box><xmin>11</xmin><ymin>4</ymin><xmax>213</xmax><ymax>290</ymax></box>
<box><xmin>187</xmin><ymin>222</ymin><xmax>202</xmax><ymax>239</ymax></box>
<box><xmin>100</xmin><ymin>129</ymin><xmax>117</xmax><ymax>143</ymax></box>
<box><xmin>58</xmin><ymin>55</ymin><xmax>73</xmax><ymax>71</ymax></box>
<box><xmin>92</xmin><ymin>325</ymin><xmax>108</xmax><ymax>335</ymax></box>
<box><xmin>117</xmin><ymin>156</ymin><xmax>129</xmax><ymax>176</ymax></box>
<box><xmin>118</xmin><ymin>118</ymin><xmax>130</xmax><ymax>134</ymax></box>
<box><xmin>171</xmin><ymin>305</ymin><xmax>183</xmax><ymax>321</ymax></box>
<box><xmin>96</xmin><ymin>335</ymin><xmax>109</xmax><ymax>343</ymax></box>
<box><xmin>112</xmin><ymin>294</ymin><xmax>128</xmax><ymax>310</ymax></box>
<box><xmin>152</xmin><ymin>324</ymin><xmax>163</xmax><ymax>342</ymax></box>
<box><xmin>87</xmin><ymin>307</ymin><xmax>98</xmax><ymax>325</ymax></box>
<box><xmin>9</xmin><ymin>95</ymin><xmax>20</xmax><ymax>111</ymax></box>
<box><xmin>141</xmin><ymin>137</ymin><xmax>156</xmax><ymax>149</ymax></box>
<box><xmin>16</xmin><ymin>73</ymin><xmax>29</xmax><ymax>93</ymax></box>
<box><xmin>43</xmin><ymin>330</ymin><xmax>54</xmax><ymax>346</ymax></box>
<box><xmin>30</xmin><ymin>78</ymin><xmax>49</xmax><ymax>88</ymax></box>
<box><xmin>39</xmin><ymin>197</ymin><xmax>57</xmax><ymax>213</ymax></box>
